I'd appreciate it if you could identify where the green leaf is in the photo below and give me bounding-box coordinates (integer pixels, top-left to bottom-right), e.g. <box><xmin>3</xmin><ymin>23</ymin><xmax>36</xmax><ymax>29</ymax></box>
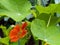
<box><xmin>49</xmin><ymin>16</ymin><xmax>59</xmax><ymax>26</ymax></box>
<box><xmin>0</xmin><ymin>37</ymin><xmax>9</xmax><ymax>45</ymax></box>
<box><xmin>0</xmin><ymin>25</ymin><xmax>8</xmax><ymax>36</ymax></box>
<box><xmin>56</xmin><ymin>4</ymin><xmax>60</xmax><ymax>13</ymax></box>
<box><xmin>36</xmin><ymin>4</ymin><xmax>60</xmax><ymax>14</ymax></box>
<box><xmin>31</xmin><ymin>19</ymin><xmax>46</xmax><ymax>40</ymax></box>
<box><xmin>31</xmin><ymin>19</ymin><xmax>60</xmax><ymax>45</ymax></box>
<box><xmin>37</xmin><ymin>13</ymin><xmax>50</xmax><ymax>24</ymax></box>
<box><xmin>10</xmin><ymin>41</ymin><xmax>18</xmax><ymax>45</ymax></box>
<box><xmin>7</xmin><ymin>26</ymin><xmax>13</xmax><ymax>34</ymax></box>
<box><xmin>0</xmin><ymin>25</ymin><xmax>13</xmax><ymax>36</ymax></box>
<box><xmin>0</xmin><ymin>0</ymin><xmax>31</xmax><ymax>22</ymax></box>
<box><xmin>20</xmin><ymin>38</ymin><xmax>28</xmax><ymax>45</ymax></box>
<box><xmin>58</xmin><ymin>17</ymin><xmax>60</xmax><ymax>22</ymax></box>
<box><xmin>36</xmin><ymin>13</ymin><xmax>59</xmax><ymax>26</ymax></box>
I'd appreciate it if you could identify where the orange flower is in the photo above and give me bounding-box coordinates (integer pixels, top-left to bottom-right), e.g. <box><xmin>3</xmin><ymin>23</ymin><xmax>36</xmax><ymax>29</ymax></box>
<box><xmin>9</xmin><ymin>22</ymin><xmax>27</xmax><ymax>42</ymax></box>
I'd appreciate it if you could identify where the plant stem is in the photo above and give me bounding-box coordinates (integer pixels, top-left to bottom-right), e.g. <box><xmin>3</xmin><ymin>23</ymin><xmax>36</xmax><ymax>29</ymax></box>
<box><xmin>42</xmin><ymin>41</ymin><xmax>44</xmax><ymax>45</ymax></box>
<box><xmin>18</xmin><ymin>39</ymin><xmax>20</xmax><ymax>45</ymax></box>
<box><xmin>35</xmin><ymin>40</ymin><xmax>39</xmax><ymax>45</ymax></box>
<box><xmin>47</xmin><ymin>15</ymin><xmax>51</xmax><ymax>27</ymax></box>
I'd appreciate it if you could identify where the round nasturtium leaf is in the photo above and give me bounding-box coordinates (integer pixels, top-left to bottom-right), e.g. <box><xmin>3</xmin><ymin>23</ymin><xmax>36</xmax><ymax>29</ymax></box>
<box><xmin>0</xmin><ymin>0</ymin><xmax>31</xmax><ymax>22</ymax></box>
<box><xmin>31</xmin><ymin>19</ymin><xmax>60</xmax><ymax>45</ymax></box>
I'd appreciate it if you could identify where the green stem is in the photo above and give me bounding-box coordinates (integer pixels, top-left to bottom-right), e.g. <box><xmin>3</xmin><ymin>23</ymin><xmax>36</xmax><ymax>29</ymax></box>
<box><xmin>35</xmin><ymin>40</ymin><xmax>39</xmax><ymax>45</ymax></box>
<box><xmin>42</xmin><ymin>41</ymin><xmax>44</xmax><ymax>45</ymax></box>
<box><xmin>47</xmin><ymin>15</ymin><xmax>51</xmax><ymax>27</ymax></box>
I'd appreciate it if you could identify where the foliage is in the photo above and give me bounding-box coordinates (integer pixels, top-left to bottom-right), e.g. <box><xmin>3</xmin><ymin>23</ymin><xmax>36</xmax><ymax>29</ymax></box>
<box><xmin>0</xmin><ymin>0</ymin><xmax>60</xmax><ymax>45</ymax></box>
<box><xmin>36</xmin><ymin>4</ymin><xmax>60</xmax><ymax>14</ymax></box>
<box><xmin>30</xmin><ymin>2</ymin><xmax>60</xmax><ymax>45</ymax></box>
<box><xmin>0</xmin><ymin>0</ymin><xmax>31</xmax><ymax>22</ymax></box>
<box><xmin>31</xmin><ymin>19</ymin><xmax>60</xmax><ymax>45</ymax></box>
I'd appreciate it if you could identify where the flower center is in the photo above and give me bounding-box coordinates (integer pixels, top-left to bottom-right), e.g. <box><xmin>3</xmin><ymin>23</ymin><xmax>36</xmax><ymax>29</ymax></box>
<box><xmin>17</xmin><ymin>29</ymin><xmax>22</xmax><ymax>36</ymax></box>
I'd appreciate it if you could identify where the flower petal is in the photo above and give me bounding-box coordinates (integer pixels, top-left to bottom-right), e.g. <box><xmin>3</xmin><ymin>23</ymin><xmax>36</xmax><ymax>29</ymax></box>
<box><xmin>22</xmin><ymin>22</ymin><xmax>27</xmax><ymax>29</ymax></box>
<box><xmin>19</xmin><ymin>29</ymin><xmax>27</xmax><ymax>38</ymax></box>
<box><xmin>14</xmin><ymin>24</ymin><xmax>20</xmax><ymax>30</ymax></box>
<box><xmin>10</xmin><ymin>36</ymin><xmax>19</xmax><ymax>42</ymax></box>
<box><xmin>9</xmin><ymin>29</ymin><xmax>19</xmax><ymax>37</ymax></box>
<box><xmin>9</xmin><ymin>25</ymin><xmax>21</xmax><ymax>42</ymax></box>
<box><xmin>9</xmin><ymin>25</ymin><xmax>21</xmax><ymax>36</ymax></box>
<box><xmin>9</xmin><ymin>24</ymin><xmax>28</xmax><ymax>42</ymax></box>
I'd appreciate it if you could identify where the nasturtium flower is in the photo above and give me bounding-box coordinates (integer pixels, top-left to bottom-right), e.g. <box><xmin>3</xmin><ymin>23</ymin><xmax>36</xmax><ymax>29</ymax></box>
<box><xmin>9</xmin><ymin>22</ymin><xmax>27</xmax><ymax>42</ymax></box>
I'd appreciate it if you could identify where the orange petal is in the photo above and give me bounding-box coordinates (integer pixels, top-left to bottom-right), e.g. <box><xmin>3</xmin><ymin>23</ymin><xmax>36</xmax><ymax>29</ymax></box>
<box><xmin>19</xmin><ymin>30</ymin><xmax>27</xmax><ymax>38</ymax></box>
<box><xmin>9</xmin><ymin>29</ymin><xmax>19</xmax><ymax>37</ymax></box>
<box><xmin>9</xmin><ymin>25</ymin><xmax>21</xmax><ymax>36</ymax></box>
<box><xmin>10</xmin><ymin>36</ymin><xmax>19</xmax><ymax>42</ymax></box>
<box><xmin>14</xmin><ymin>24</ymin><xmax>20</xmax><ymax>30</ymax></box>
<box><xmin>22</xmin><ymin>22</ymin><xmax>27</xmax><ymax>29</ymax></box>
